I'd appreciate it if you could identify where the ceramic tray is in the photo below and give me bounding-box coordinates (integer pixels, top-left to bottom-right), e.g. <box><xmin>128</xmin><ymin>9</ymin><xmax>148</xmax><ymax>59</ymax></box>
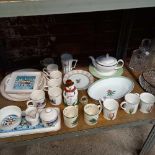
<box><xmin>0</xmin><ymin>69</ymin><xmax>46</xmax><ymax>101</ymax></box>
<box><xmin>0</xmin><ymin>108</ymin><xmax>61</xmax><ymax>138</ymax></box>
<box><xmin>63</xmin><ymin>70</ymin><xmax>94</xmax><ymax>90</ymax></box>
<box><xmin>89</xmin><ymin>65</ymin><xmax>123</xmax><ymax>79</ymax></box>
<box><xmin>88</xmin><ymin>76</ymin><xmax>134</xmax><ymax>100</ymax></box>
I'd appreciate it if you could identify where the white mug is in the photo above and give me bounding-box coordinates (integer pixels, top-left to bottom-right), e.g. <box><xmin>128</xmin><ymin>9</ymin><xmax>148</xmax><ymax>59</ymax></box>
<box><xmin>63</xmin><ymin>105</ymin><xmax>78</xmax><ymax>128</ymax></box>
<box><xmin>84</xmin><ymin>103</ymin><xmax>102</xmax><ymax>125</ymax></box>
<box><xmin>100</xmin><ymin>98</ymin><xmax>119</xmax><ymax>120</ymax></box>
<box><xmin>43</xmin><ymin>64</ymin><xmax>58</xmax><ymax>75</ymax></box>
<box><xmin>44</xmin><ymin>78</ymin><xmax>61</xmax><ymax>91</ymax></box>
<box><xmin>61</xmin><ymin>53</ymin><xmax>78</xmax><ymax>74</ymax></box>
<box><xmin>48</xmin><ymin>87</ymin><xmax>62</xmax><ymax>105</ymax></box>
<box><xmin>25</xmin><ymin>105</ymin><xmax>39</xmax><ymax>127</ymax></box>
<box><xmin>121</xmin><ymin>93</ymin><xmax>140</xmax><ymax>114</ymax></box>
<box><xmin>139</xmin><ymin>92</ymin><xmax>155</xmax><ymax>113</ymax></box>
<box><xmin>27</xmin><ymin>90</ymin><xmax>46</xmax><ymax>109</ymax></box>
<box><xmin>45</xmin><ymin>70</ymin><xmax>62</xmax><ymax>82</ymax></box>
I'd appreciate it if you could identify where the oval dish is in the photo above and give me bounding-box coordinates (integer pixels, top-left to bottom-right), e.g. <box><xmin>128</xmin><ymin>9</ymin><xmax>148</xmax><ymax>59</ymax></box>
<box><xmin>87</xmin><ymin>76</ymin><xmax>134</xmax><ymax>100</ymax></box>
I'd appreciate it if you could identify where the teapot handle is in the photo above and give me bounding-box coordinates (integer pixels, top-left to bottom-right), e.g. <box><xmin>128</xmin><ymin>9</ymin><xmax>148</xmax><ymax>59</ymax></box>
<box><xmin>115</xmin><ymin>59</ymin><xmax>124</xmax><ymax>70</ymax></box>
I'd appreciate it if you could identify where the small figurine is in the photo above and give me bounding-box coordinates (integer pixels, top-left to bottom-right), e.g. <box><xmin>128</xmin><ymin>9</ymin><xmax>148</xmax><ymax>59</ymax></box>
<box><xmin>63</xmin><ymin>79</ymin><xmax>78</xmax><ymax>106</ymax></box>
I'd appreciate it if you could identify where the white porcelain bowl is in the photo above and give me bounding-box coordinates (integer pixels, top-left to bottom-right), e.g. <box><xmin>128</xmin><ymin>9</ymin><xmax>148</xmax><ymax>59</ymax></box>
<box><xmin>87</xmin><ymin>76</ymin><xmax>134</xmax><ymax>100</ymax></box>
<box><xmin>0</xmin><ymin>105</ymin><xmax>22</xmax><ymax>131</ymax></box>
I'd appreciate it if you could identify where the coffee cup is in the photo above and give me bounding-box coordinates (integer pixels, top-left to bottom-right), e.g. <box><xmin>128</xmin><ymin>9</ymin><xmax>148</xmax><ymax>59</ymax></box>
<box><xmin>43</xmin><ymin>64</ymin><xmax>58</xmax><ymax>75</ymax></box>
<box><xmin>121</xmin><ymin>93</ymin><xmax>140</xmax><ymax>114</ymax></box>
<box><xmin>48</xmin><ymin>87</ymin><xmax>62</xmax><ymax>105</ymax></box>
<box><xmin>26</xmin><ymin>90</ymin><xmax>46</xmax><ymax>109</ymax></box>
<box><xmin>100</xmin><ymin>98</ymin><xmax>119</xmax><ymax>120</ymax></box>
<box><xmin>63</xmin><ymin>105</ymin><xmax>78</xmax><ymax>128</ymax></box>
<box><xmin>44</xmin><ymin>78</ymin><xmax>61</xmax><ymax>91</ymax></box>
<box><xmin>84</xmin><ymin>103</ymin><xmax>102</xmax><ymax>125</ymax></box>
<box><xmin>139</xmin><ymin>92</ymin><xmax>155</xmax><ymax>113</ymax></box>
<box><xmin>25</xmin><ymin>105</ymin><xmax>39</xmax><ymax>127</ymax></box>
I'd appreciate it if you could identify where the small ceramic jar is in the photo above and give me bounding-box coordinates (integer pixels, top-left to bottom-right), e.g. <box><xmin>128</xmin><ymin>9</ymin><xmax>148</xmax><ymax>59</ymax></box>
<box><xmin>40</xmin><ymin>107</ymin><xmax>58</xmax><ymax>127</ymax></box>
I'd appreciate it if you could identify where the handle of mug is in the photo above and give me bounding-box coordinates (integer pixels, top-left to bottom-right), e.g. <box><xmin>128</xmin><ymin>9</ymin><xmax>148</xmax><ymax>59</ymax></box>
<box><xmin>44</xmin><ymin>73</ymin><xmax>50</xmax><ymax>81</ymax></box>
<box><xmin>71</xmin><ymin>59</ymin><xmax>78</xmax><ymax>70</ymax></box>
<box><xmin>43</xmin><ymin>86</ymin><xmax>49</xmax><ymax>91</ymax></box>
<box><xmin>26</xmin><ymin>100</ymin><xmax>35</xmax><ymax>107</ymax></box>
<box><xmin>97</xmin><ymin>101</ymin><xmax>103</xmax><ymax>114</ymax></box>
<box><xmin>135</xmin><ymin>93</ymin><xmax>140</xmax><ymax>96</ymax></box>
<box><xmin>115</xmin><ymin>59</ymin><xmax>124</xmax><ymax>70</ymax></box>
<box><xmin>120</xmin><ymin>101</ymin><xmax>127</xmax><ymax>110</ymax></box>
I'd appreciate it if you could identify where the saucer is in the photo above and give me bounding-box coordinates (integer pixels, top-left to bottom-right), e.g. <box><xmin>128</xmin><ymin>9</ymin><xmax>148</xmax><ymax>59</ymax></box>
<box><xmin>89</xmin><ymin>65</ymin><xmax>123</xmax><ymax>79</ymax></box>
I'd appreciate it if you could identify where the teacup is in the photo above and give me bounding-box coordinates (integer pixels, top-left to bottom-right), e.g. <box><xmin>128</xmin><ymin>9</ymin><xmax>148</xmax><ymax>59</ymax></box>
<box><xmin>44</xmin><ymin>78</ymin><xmax>61</xmax><ymax>91</ymax></box>
<box><xmin>121</xmin><ymin>93</ymin><xmax>140</xmax><ymax>114</ymax></box>
<box><xmin>25</xmin><ymin>105</ymin><xmax>39</xmax><ymax>126</ymax></box>
<box><xmin>45</xmin><ymin>70</ymin><xmax>62</xmax><ymax>82</ymax></box>
<box><xmin>63</xmin><ymin>105</ymin><xmax>78</xmax><ymax>128</ymax></box>
<box><xmin>27</xmin><ymin>90</ymin><xmax>46</xmax><ymax>109</ymax></box>
<box><xmin>84</xmin><ymin>103</ymin><xmax>102</xmax><ymax>125</ymax></box>
<box><xmin>139</xmin><ymin>92</ymin><xmax>155</xmax><ymax>113</ymax></box>
<box><xmin>100</xmin><ymin>98</ymin><xmax>119</xmax><ymax>120</ymax></box>
<box><xmin>40</xmin><ymin>57</ymin><xmax>54</xmax><ymax>67</ymax></box>
<box><xmin>48</xmin><ymin>87</ymin><xmax>62</xmax><ymax>105</ymax></box>
<box><xmin>0</xmin><ymin>105</ymin><xmax>22</xmax><ymax>130</ymax></box>
<box><xmin>43</xmin><ymin>64</ymin><xmax>58</xmax><ymax>75</ymax></box>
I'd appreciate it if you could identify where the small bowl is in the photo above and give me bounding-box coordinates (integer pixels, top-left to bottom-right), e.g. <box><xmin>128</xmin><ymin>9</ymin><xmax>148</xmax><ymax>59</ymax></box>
<box><xmin>0</xmin><ymin>105</ymin><xmax>22</xmax><ymax>131</ymax></box>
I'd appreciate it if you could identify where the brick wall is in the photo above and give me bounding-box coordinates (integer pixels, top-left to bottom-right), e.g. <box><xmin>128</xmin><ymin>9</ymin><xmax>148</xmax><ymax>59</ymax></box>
<box><xmin>0</xmin><ymin>7</ymin><xmax>155</xmax><ymax>71</ymax></box>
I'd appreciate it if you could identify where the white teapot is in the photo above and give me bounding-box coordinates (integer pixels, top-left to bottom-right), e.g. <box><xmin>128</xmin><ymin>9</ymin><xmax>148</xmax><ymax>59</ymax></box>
<box><xmin>89</xmin><ymin>53</ymin><xmax>124</xmax><ymax>73</ymax></box>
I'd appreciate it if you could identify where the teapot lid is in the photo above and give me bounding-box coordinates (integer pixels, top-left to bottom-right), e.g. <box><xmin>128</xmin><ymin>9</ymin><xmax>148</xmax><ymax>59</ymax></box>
<box><xmin>96</xmin><ymin>53</ymin><xmax>117</xmax><ymax>66</ymax></box>
<box><xmin>40</xmin><ymin>107</ymin><xmax>58</xmax><ymax>122</ymax></box>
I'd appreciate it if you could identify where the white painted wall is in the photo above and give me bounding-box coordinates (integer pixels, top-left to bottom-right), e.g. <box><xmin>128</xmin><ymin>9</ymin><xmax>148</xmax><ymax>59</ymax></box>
<box><xmin>0</xmin><ymin>0</ymin><xmax>155</xmax><ymax>17</ymax></box>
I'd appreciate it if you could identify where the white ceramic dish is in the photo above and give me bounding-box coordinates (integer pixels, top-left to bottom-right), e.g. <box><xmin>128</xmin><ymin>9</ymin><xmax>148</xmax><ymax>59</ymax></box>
<box><xmin>87</xmin><ymin>76</ymin><xmax>134</xmax><ymax>100</ymax></box>
<box><xmin>63</xmin><ymin>70</ymin><xmax>94</xmax><ymax>90</ymax></box>
<box><xmin>5</xmin><ymin>71</ymin><xmax>42</xmax><ymax>94</ymax></box>
<box><xmin>0</xmin><ymin>108</ymin><xmax>61</xmax><ymax>138</ymax></box>
<box><xmin>0</xmin><ymin>69</ymin><xmax>46</xmax><ymax>101</ymax></box>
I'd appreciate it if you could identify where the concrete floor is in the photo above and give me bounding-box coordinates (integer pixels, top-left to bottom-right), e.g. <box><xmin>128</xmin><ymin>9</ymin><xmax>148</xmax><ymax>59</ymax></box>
<box><xmin>1</xmin><ymin>124</ymin><xmax>155</xmax><ymax>155</ymax></box>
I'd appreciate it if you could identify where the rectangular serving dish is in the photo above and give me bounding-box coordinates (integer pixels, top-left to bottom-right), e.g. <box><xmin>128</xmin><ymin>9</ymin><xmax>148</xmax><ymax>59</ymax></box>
<box><xmin>5</xmin><ymin>71</ymin><xmax>42</xmax><ymax>94</ymax></box>
<box><xmin>0</xmin><ymin>108</ymin><xmax>61</xmax><ymax>138</ymax></box>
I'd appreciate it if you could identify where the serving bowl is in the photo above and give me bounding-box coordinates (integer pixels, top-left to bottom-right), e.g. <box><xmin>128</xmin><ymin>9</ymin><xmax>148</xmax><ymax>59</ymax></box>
<box><xmin>87</xmin><ymin>76</ymin><xmax>134</xmax><ymax>100</ymax></box>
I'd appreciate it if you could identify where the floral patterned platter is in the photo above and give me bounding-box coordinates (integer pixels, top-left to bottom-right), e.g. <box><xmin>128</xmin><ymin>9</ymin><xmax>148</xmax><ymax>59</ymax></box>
<box><xmin>0</xmin><ymin>108</ymin><xmax>61</xmax><ymax>138</ymax></box>
<box><xmin>63</xmin><ymin>70</ymin><xmax>94</xmax><ymax>90</ymax></box>
<box><xmin>87</xmin><ymin>76</ymin><xmax>134</xmax><ymax>100</ymax></box>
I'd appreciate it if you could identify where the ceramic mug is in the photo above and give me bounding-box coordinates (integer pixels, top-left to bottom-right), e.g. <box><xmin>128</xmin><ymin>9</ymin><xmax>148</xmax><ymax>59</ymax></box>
<box><xmin>61</xmin><ymin>53</ymin><xmax>78</xmax><ymax>74</ymax></box>
<box><xmin>44</xmin><ymin>78</ymin><xmax>61</xmax><ymax>91</ymax></box>
<box><xmin>139</xmin><ymin>92</ymin><xmax>155</xmax><ymax>113</ymax></box>
<box><xmin>43</xmin><ymin>64</ymin><xmax>58</xmax><ymax>75</ymax></box>
<box><xmin>48</xmin><ymin>87</ymin><xmax>62</xmax><ymax>105</ymax></box>
<box><xmin>45</xmin><ymin>70</ymin><xmax>62</xmax><ymax>82</ymax></box>
<box><xmin>27</xmin><ymin>90</ymin><xmax>46</xmax><ymax>109</ymax></box>
<box><xmin>25</xmin><ymin>105</ymin><xmax>39</xmax><ymax>127</ymax></box>
<box><xmin>84</xmin><ymin>103</ymin><xmax>102</xmax><ymax>125</ymax></box>
<box><xmin>40</xmin><ymin>57</ymin><xmax>54</xmax><ymax>67</ymax></box>
<box><xmin>63</xmin><ymin>105</ymin><xmax>78</xmax><ymax>128</ymax></box>
<box><xmin>100</xmin><ymin>98</ymin><xmax>119</xmax><ymax>120</ymax></box>
<box><xmin>120</xmin><ymin>93</ymin><xmax>140</xmax><ymax>114</ymax></box>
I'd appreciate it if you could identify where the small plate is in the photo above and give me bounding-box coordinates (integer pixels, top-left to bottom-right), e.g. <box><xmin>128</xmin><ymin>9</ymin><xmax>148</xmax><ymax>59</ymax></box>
<box><xmin>5</xmin><ymin>71</ymin><xmax>41</xmax><ymax>94</ymax></box>
<box><xmin>89</xmin><ymin>65</ymin><xmax>123</xmax><ymax>79</ymax></box>
<box><xmin>87</xmin><ymin>76</ymin><xmax>134</xmax><ymax>100</ymax></box>
<box><xmin>63</xmin><ymin>70</ymin><xmax>94</xmax><ymax>90</ymax></box>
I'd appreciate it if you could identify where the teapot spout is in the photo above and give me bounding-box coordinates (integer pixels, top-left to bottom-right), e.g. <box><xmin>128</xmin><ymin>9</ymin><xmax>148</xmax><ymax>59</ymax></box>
<box><xmin>89</xmin><ymin>56</ymin><xmax>97</xmax><ymax>68</ymax></box>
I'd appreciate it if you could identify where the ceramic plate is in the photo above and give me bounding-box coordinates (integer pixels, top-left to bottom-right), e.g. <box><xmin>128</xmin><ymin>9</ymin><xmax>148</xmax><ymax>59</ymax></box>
<box><xmin>63</xmin><ymin>70</ymin><xmax>94</xmax><ymax>90</ymax></box>
<box><xmin>89</xmin><ymin>65</ymin><xmax>123</xmax><ymax>79</ymax></box>
<box><xmin>87</xmin><ymin>76</ymin><xmax>134</xmax><ymax>100</ymax></box>
<box><xmin>0</xmin><ymin>69</ymin><xmax>46</xmax><ymax>101</ymax></box>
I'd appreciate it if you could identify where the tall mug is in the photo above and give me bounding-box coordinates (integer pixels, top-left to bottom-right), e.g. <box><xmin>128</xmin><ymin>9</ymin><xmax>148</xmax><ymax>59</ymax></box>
<box><xmin>61</xmin><ymin>53</ymin><xmax>78</xmax><ymax>74</ymax></box>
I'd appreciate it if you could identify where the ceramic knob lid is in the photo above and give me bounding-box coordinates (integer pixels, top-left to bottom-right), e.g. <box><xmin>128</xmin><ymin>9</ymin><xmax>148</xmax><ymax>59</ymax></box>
<box><xmin>40</xmin><ymin>107</ymin><xmax>58</xmax><ymax>122</ymax></box>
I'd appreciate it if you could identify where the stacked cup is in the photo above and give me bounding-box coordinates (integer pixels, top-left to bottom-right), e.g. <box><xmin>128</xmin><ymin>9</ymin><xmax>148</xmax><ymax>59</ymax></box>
<box><xmin>43</xmin><ymin>64</ymin><xmax>62</xmax><ymax>106</ymax></box>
